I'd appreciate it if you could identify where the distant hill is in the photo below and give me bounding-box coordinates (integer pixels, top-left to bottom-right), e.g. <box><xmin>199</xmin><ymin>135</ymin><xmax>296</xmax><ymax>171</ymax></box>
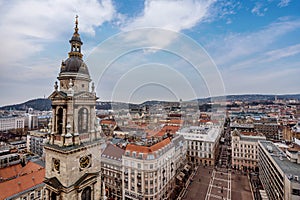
<box><xmin>1</xmin><ymin>94</ymin><xmax>299</xmax><ymax>111</ymax></box>
<box><xmin>0</xmin><ymin>98</ymin><xmax>51</xmax><ymax>111</ymax></box>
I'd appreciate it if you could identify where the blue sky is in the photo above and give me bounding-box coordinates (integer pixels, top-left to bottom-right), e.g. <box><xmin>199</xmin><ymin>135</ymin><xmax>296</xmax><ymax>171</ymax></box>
<box><xmin>0</xmin><ymin>0</ymin><xmax>299</xmax><ymax>105</ymax></box>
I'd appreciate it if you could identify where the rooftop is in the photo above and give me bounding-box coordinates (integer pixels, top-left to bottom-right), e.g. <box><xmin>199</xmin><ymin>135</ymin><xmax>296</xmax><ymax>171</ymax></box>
<box><xmin>177</xmin><ymin>126</ymin><xmax>222</xmax><ymax>143</ymax></box>
<box><xmin>259</xmin><ymin>140</ymin><xmax>300</xmax><ymax>182</ymax></box>
<box><xmin>101</xmin><ymin>143</ymin><xmax>125</xmax><ymax>162</ymax></box>
<box><xmin>125</xmin><ymin>138</ymin><xmax>171</xmax><ymax>159</ymax></box>
<box><xmin>0</xmin><ymin>161</ymin><xmax>45</xmax><ymax>199</ymax></box>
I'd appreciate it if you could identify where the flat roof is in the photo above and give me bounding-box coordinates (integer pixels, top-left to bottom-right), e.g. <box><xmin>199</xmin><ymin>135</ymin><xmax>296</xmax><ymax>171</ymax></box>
<box><xmin>177</xmin><ymin>126</ymin><xmax>221</xmax><ymax>143</ymax></box>
<box><xmin>259</xmin><ymin>140</ymin><xmax>300</xmax><ymax>180</ymax></box>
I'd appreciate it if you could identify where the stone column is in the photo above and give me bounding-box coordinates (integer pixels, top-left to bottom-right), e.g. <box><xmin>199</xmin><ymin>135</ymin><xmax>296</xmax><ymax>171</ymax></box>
<box><xmin>52</xmin><ymin>108</ymin><xmax>56</xmax><ymax>134</ymax></box>
<box><xmin>62</xmin><ymin>108</ymin><xmax>67</xmax><ymax>135</ymax></box>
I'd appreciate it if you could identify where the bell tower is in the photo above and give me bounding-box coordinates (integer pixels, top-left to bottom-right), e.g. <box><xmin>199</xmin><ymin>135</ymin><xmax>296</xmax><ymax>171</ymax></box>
<box><xmin>44</xmin><ymin>16</ymin><xmax>103</xmax><ymax>200</ymax></box>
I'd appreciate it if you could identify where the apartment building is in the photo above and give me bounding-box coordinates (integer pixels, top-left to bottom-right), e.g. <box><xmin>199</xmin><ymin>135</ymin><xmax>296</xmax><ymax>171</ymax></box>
<box><xmin>122</xmin><ymin>135</ymin><xmax>186</xmax><ymax>200</ymax></box>
<box><xmin>0</xmin><ymin>116</ymin><xmax>25</xmax><ymax>131</ymax></box>
<box><xmin>101</xmin><ymin>143</ymin><xmax>124</xmax><ymax>200</ymax></box>
<box><xmin>254</xmin><ymin>122</ymin><xmax>279</xmax><ymax>140</ymax></box>
<box><xmin>26</xmin><ymin>130</ymin><xmax>48</xmax><ymax>157</ymax></box>
<box><xmin>258</xmin><ymin>140</ymin><xmax>300</xmax><ymax>200</ymax></box>
<box><xmin>177</xmin><ymin>125</ymin><xmax>222</xmax><ymax>166</ymax></box>
<box><xmin>231</xmin><ymin>129</ymin><xmax>266</xmax><ymax>171</ymax></box>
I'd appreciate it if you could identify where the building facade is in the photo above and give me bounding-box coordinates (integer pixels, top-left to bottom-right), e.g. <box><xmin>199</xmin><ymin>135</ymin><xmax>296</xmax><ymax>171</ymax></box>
<box><xmin>0</xmin><ymin>116</ymin><xmax>25</xmax><ymax>132</ymax></box>
<box><xmin>122</xmin><ymin>135</ymin><xmax>186</xmax><ymax>200</ymax></box>
<box><xmin>44</xmin><ymin>17</ymin><xmax>103</xmax><ymax>200</ymax></box>
<box><xmin>231</xmin><ymin>129</ymin><xmax>266</xmax><ymax>171</ymax></box>
<box><xmin>177</xmin><ymin>125</ymin><xmax>222</xmax><ymax>166</ymax></box>
<box><xmin>254</xmin><ymin>122</ymin><xmax>279</xmax><ymax>140</ymax></box>
<box><xmin>258</xmin><ymin>140</ymin><xmax>300</xmax><ymax>200</ymax></box>
<box><xmin>101</xmin><ymin>143</ymin><xmax>124</xmax><ymax>200</ymax></box>
<box><xmin>27</xmin><ymin>130</ymin><xmax>49</xmax><ymax>157</ymax></box>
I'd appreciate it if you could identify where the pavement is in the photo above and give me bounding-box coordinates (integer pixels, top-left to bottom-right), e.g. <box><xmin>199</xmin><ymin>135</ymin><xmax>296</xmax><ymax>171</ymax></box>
<box><xmin>181</xmin><ymin>165</ymin><xmax>252</xmax><ymax>200</ymax></box>
<box><xmin>179</xmin><ymin>126</ymin><xmax>253</xmax><ymax>200</ymax></box>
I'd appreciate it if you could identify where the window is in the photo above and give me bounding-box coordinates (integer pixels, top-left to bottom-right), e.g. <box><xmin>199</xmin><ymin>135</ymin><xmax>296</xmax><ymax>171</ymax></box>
<box><xmin>56</xmin><ymin>108</ymin><xmax>63</xmax><ymax>134</ymax></box>
<box><xmin>78</xmin><ymin>108</ymin><xmax>88</xmax><ymax>133</ymax></box>
<box><xmin>292</xmin><ymin>189</ymin><xmax>300</xmax><ymax>196</ymax></box>
<box><xmin>37</xmin><ymin>190</ymin><xmax>41</xmax><ymax>197</ymax></box>
<box><xmin>51</xmin><ymin>192</ymin><xmax>57</xmax><ymax>200</ymax></box>
<box><xmin>30</xmin><ymin>193</ymin><xmax>34</xmax><ymax>200</ymax></box>
<box><xmin>81</xmin><ymin>186</ymin><xmax>91</xmax><ymax>200</ymax></box>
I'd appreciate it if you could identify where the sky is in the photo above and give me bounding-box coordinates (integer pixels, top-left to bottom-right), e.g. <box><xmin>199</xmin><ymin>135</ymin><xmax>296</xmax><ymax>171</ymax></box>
<box><xmin>0</xmin><ymin>0</ymin><xmax>299</xmax><ymax>106</ymax></box>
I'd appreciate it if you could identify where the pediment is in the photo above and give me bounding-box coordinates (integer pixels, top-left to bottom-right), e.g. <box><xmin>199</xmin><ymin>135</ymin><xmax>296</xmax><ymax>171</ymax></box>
<box><xmin>74</xmin><ymin>91</ymin><xmax>96</xmax><ymax>99</ymax></box>
<box><xmin>44</xmin><ymin>177</ymin><xmax>64</xmax><ymax>189</ymax></box>
<box><xmin>49</xmin><ymin>91</ymin><xmax>67</xmax><ymax>100</ymax></box>
<box><xmin>74</xmin><ymin>172</ymin><xmax>99</xmax><ymax>187</ymax></box>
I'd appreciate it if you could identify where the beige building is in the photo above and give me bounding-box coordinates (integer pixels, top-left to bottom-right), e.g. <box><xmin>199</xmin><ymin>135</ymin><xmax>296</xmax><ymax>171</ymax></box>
<box><xmin>44</xmin><ymin>17</ymin><xmax>103</xmax><ymax>200</ymax></box>
<box><xmin>101</xmin><ymin>143</ymin><xmax>124</xmax><ymax>200</ymax></box>
<box><xmin>177</xmin><ymin>125</ymin><xmax>222</xmax><ymax>166</ymax></box>
<box><xmin>0</xmin><ymin>116</ymin><xmax>25</xmax><ymax>131</ymax></box>
<box><xmin>122</xmin><ymin>135</ymin><xmax>187</xmax><ymax>200</ymax></box>
<box><xmin>231</xmin><ymin>129</ymin><xmax>266</xmax><ymax>171</ymax></box>
<box><xmin>258</xmin><ymin>140</ymin><xmax>300</xmax><ymax>200</ymax></box>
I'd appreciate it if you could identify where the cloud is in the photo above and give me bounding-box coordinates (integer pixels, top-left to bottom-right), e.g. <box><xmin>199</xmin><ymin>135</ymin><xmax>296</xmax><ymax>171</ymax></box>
<box><xmin>122</xmin><ymin>0</ymin><xmax>216</xmax><ymax>32</ymax></box>
<box><xmin>278</xmin><ymin>0</ymin><xmax>291</xmax><ymax>8</ymax></box>
<box><xmin>227</xmin><ymin>43</ymin><xmax>300</xmax><ymax>71</ymax></box>
<box><xmin>207</xmin><ymin>18</ymin><xmax>300</xmax><ymax>68</ymax></box>
<box><xmin>251</xmin><ymin>3</ymin><xmax>268</xmax><ymax>16</ymax></box>
<box><xmin>223</xmin><ymin>66</ymin><xmax>300</xmax><ymax>95</ymax></box>
<box><xmin>264</xmin><ymin>43</ymin><xmax>300</xmax><ymax>61</ymax></box>
<box><xmin>0</xmin><ymin>0</ymin><xmax>116</xmax><ymax>67</ymax></box>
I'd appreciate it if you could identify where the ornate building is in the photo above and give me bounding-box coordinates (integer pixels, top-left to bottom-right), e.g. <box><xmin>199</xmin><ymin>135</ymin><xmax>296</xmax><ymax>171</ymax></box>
<box><xmin>44</xmin><ymin>16</ymin><xmax>103</xmax><ymax>200</ymax></box>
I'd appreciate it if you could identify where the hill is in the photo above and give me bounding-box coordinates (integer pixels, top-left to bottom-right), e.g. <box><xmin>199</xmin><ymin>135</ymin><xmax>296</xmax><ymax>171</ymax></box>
<box><xmin>0</xmin><ymin>98</ymin><xmax>51</xmax><ymax>111</ymax></box>
<box><xmin>1</xmin><ymin>94</ymin><xmax>299</xmax><ymax>111</ymax></box>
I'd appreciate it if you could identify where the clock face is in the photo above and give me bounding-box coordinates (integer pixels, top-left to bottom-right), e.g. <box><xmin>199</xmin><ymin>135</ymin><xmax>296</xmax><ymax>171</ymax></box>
<box><xmin>79</xmin><ymin>155</ymin><xmax>91</xmax><ymax>169</ymax></box>
<box><xmin>53</xmin><ymin>158</ymin><xmax>60</xmax><ymax>171</ymax></box>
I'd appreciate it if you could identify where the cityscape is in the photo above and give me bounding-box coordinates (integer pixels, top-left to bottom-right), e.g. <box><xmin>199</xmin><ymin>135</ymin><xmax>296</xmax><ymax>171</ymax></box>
<box><xmin>0</xmin><ymin>1</ymin><xmax>300</xmax><ymax>200</ymax></box>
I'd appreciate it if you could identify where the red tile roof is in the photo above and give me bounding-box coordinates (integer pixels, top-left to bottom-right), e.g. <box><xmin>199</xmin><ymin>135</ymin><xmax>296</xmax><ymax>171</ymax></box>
<box><xmin>0</xmin><ymin>162</ymin><xmax>45</xmax><ymax>199</ymax></box>
<box><xmin>126</xmin><ymin>138</ymin><xmax>171</xmax><ymax>154</ymax></box>
<box><xmin>0</xmin><ymin>161</ymin><xmax>43</xmax><ymax>180</ymax></box>
<box><xmin>100</xmin><ymin>119</ymin><xmax>116</xmax><ymax>126</ymax></box>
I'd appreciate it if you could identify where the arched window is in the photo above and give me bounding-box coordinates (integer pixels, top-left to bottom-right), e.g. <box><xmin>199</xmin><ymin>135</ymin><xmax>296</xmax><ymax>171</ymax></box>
<box><xmin>81</xmin><ymin>186</ymin><xmax>91</xmax><ymax>200</ymax></box>
<box><xmin>78</xmin><ymin>108</ymin><xmax>88</xmax><ymax>133</ymax></box>
<box><xmin>57</xmin><ymin>108</ymin><xmax>63</xmax><ymax>134</ymax></box>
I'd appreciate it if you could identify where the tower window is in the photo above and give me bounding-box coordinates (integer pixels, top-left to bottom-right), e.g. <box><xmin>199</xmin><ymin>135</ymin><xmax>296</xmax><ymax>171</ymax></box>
<box><xmin>78</xmin><ymin>108</ymin><xmax>88</xmax><ymax>133</ymax></box>
<box><xmin>82</xmin><ymin>84</ymin><xmax>84</xmax><ymax>88</ymax></box>
<box><xmin>57</xmin><ymin>108</ymin><xmax>63</xmax><ymax>134</ymax></box>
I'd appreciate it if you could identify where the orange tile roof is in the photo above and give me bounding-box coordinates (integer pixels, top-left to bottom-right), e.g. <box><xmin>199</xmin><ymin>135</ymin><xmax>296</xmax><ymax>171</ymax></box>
<box><xmin>150</xmin><ymin>138</ymin><xmax>171</xmax><ymax>152</ymax></box>
<box><xmin>126</xmin><ymin>138</ymin><xmax>171</xmax><ymax>154</ymax></box>
<box><xmin>162</xmin><ymin>125</ymin><xmax>180</xmax><ymax>132</ymax></box>
<box><xmin>0</xmin><ymin>162</ymin><xmax>45</xmax><ymax>199</ymax></box>
<box><xmin>241</xmin><ymin>131</ymin><xmax>259</xmax><ymax>136</ymax></box>
<box><xmin>0</xmin><ymin>161</ymin><xmax>43</xmax><ymax>180</ymax></box>
<box><xmin>100</xmin><ymin>120</ymin><xmax>116</xmax><ymax>125</ymax></box>
<box><xmin>168</xmin><ymin>119</ymin><xmax>183</xmax><ymax>124</ymax></box>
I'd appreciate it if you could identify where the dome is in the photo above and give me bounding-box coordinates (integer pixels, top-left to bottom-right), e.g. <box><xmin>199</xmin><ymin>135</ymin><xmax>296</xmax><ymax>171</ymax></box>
<box><xmin>70</xmin><ymin>35</ymin><xmax>82</xmax><ymax>44</ymax></box>
<box><xmin>60</xmin><ymin>57</ymin><xmax>89</xmax><ymax>75</ymax></box>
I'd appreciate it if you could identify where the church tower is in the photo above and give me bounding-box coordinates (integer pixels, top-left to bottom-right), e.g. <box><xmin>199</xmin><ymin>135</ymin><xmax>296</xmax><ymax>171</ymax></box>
<box><xmin>44</xmin><ymin>16</ymin><xmax>103</xmax><ymax>200</ymax></box>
